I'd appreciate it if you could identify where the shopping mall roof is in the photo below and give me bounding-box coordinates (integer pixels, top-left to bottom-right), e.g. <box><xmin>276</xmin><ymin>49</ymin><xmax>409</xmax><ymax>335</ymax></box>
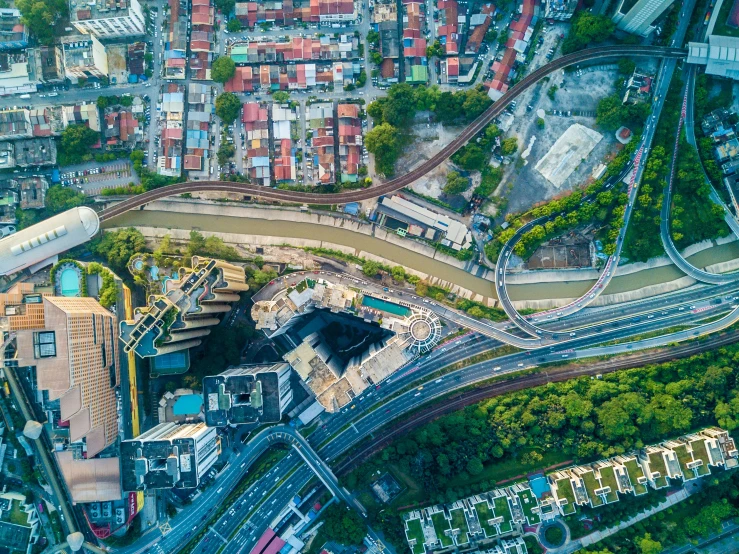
<box><xmin>0</xmin><ymin>206</ymin><xmax>99</xmax><ymax>275</ymax></box>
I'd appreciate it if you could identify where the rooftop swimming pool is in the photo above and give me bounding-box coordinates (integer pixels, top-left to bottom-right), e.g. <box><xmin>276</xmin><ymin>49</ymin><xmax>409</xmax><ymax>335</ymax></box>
<box><xmin>60</xmin><ymin>268</ymin><xmax>81</xmax><ymax>297</ymax></box>
<box><xmin>362</xmin><ymin>295</ymin><xmax>411</xmax><ymax>317</ymax></box>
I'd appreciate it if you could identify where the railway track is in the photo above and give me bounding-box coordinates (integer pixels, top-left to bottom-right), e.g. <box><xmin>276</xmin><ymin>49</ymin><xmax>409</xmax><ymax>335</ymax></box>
<box><xmin>333</xmin><ymin>330</ymin><xmax>739</xmax><ymax>474</ymax></box>
<box><xmin>99</xmin><ymin>45</ymin><xmax>687</xmax><ymax>222</ymax></box>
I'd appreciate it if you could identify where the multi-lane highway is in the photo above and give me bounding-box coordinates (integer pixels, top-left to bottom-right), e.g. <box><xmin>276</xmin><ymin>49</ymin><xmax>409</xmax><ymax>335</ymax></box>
<box><xmin>110</xmin><ymin>273</ymin><xmax>739</xmax><ymax>554</ymax></box>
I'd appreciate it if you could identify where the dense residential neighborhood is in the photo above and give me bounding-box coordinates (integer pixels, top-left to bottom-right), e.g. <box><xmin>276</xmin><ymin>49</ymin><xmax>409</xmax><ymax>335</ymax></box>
<box><xmin>4</xmin><ymin>0</ymin><xmax>739</xmax><ymax>554</ymax></box>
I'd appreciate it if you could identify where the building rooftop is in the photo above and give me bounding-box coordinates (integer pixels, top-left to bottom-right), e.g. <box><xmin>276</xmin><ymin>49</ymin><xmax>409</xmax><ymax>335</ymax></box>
<box><xmin>202</xmin><ymin>363</ymin><xmax>292</xmax><ymax>426</ymax></box>
<box><xmin>55</xmin><ymin>451</ymin><xmax>122</xmax><ymax>504</ymax></box>
<box><xmin>0</xmin><ymin>206</ymin><xmax>99</xmax><ymax>275</ymax></box>
<box><xmin>13</xmin><ymin>137</ymin><xmax>57</xmax><ymax>167</ymax></box>
<box><xmin>70</xmin><ymin>0</ymin><xmax>135</xmax><ymax>22</ymax></box>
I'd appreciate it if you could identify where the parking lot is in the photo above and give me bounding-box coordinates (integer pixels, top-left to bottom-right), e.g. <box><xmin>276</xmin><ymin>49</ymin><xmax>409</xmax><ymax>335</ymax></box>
<box><xmin>58</xmin><ymin>161</ymin><xmax>138</xmax><ymax>195</ymax></box>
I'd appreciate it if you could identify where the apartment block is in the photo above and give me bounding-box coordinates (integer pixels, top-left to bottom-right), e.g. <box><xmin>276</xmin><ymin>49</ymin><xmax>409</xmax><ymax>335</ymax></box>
<box><xmin>0</xmin><ymin>286</ymin><xmax>119</xmax><ymax>458</ymax></box>
<box><xmin>234</xmin><ymin>0</ymin><xmax>295</xmax><ymax>27</ymax></box>
<box><xmin>306</xmin><ymin>102</ymin><xmax>335</xmax><ymax>184</ymax></box>
<box><xmin>272</xmin><ymin>103</ymin><xmax>299</xmax><ymax>183</ymax></box>
<box><xmin>0</xmin><ymin>9</ymin><xmax>28</xmax><ymax>51</ymax></box>
<box><xmin>337</xmin><ymin>103</ymin><xmax>362</xmax><ymax>184</ymax></box>
<box><xmin>61</xmin><ymin>36</ymin><xmax>109</xmax><ymax>81</ymax></box>
<box><xmin>120</xmin><ymin>422</ymin><xmax>219</xmax><ymax>491</ymax></box>
<box><xmin>243</xmin><ymin>101</ymin><xmax>271</xmax><ymax>185</ymax></box>
<box><xmin>403</xmin><ymin>485</ymin><xmax>531</xmax><ymax>554</ymax></box>
<box><xmin>70</xmin><ymin>0</ymin><xmax>146</xmax><ymax>38</ymax></box>
<box><xmin>120</xmin><ymin>257</ymin><xmax>248</xmax><ymax>359</ymax></box>
<box><xmin>203</xmin><ymin>363</ymin><xmax>293</xmax><ymax>426</ymax></box>
<box><xmin>64</xmin><ymin>103</ymin><xmax>101</xmax><ymax>132</ymax></box>
<box><xmin>612</xmin><ymin>0</ymin><xmax>675</xmax><ymax>37</ymax></box>
<box><xmin>612</xmin><ymin>455</ymin><xmax>649</xmax><ymax>495</ymax></box>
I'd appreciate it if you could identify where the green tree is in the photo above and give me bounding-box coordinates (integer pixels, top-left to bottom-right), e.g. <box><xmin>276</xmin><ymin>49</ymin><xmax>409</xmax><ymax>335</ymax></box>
<box><xmin>362</xmin><ymin>260</ymin><xmax>381</xmax><ymax>277</ymax></box>
<box><xmin>45</xmin><ymin>185</ymin><xmax>85</xmax><ymax>214</ymax></box>
<box><xmin>226</xmin><ymin>18</ymin><xmax>241</xmax><ymax>32</ymax></box>
<box><xmin>59</xmin><ymin>124</ymin><xmax>100</xmax><ymax>164</ymax></box>
<box><xmin>214</xmin><ymin>0</ymin><xmax>235</xmax><ymax>14</ymax></box>
<box><xmin>367</xmin><ymin>29</ymin><xmax>379</xmax><ymax>46</ymax></box>
<box><xmin>547</xmin><ymin>85</ymin><xmax>558</xmax><ymax>100</ymax></box>
<box><xmin>391</xmin><ymin>266</ymin><xmax>406</xmax><ymax>281</ymax></box>
<box><xmin>637</xmin><ymin>534</ymin><xmax>662</xmax><ymax>554</ymax></box>
<box><xmin>466</xmin><ymin>457</ymin><xmax>484</xmax><ymax>475</ymax></box>
<box><xmin>500</xmin><ymin>137</ymin><xmax>518</xmax><ymax>156</ymax></box>
<box><xmin>16</xmin><ymin>0</ymin><xmax>66</xmax><ymax>45</ymax></box>
<box><xmin>314</xmin><ymin>503</ymin><xmax>367</xmax><ymax>546</ymax></box>
<box><xmin>536</xmin><ymin>117</ymin><xmax>545</xmax><ymax>128</ymax></box>
<box><xmin>212</xmin><ymin>56</ymin><xmax>236</xmax><ymax>84</ymax></box>
<box><xmin>216</xmin><ymin>92</ymin><xmax>241</xmax><ymax>124</ymax></box>
<box><xmin>562</xmin><ymin>12</ymin><xmax>615</xmax><ymax>54</ymax></box>
<box><xmin>272</xmin><ymin>91</ymin><xmax>290</xmax><ymax>103</ymax></box>
<box><xmin>443</xmin><ymin>171</ymin><xmax>469</xmax><ymax>195</ymax></box>
<box><xmin>92</xmin><ymin>228</ymin><xmax>146</xmax><ymax>274</ymax></box>
<box><xmin>617</xmin><ymin>58</ymin><xmax>636</xmax><ymax>75</ymax></box>
<box><xmin>365</xmin><ymin>123</ymin><xmax>403</xmax><ymax>175</ymax></box>
<box><xmin>217</xmin><ymin>142</ymin><xmax>235</xmax><ymax>165</ymax></box>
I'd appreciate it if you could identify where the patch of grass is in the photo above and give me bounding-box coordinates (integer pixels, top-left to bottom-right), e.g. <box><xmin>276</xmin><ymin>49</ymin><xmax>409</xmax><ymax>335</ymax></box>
<box><xmin>712</xmin><ymin>0</ymin><xmax>739</xmax><ymax>38</ymax></box>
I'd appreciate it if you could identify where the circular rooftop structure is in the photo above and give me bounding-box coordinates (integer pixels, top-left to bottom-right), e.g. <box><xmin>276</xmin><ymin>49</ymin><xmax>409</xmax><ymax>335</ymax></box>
<box><xmin>405</xmin><ymin>311</ymin><xmax>442</xmax><ymax>353</ymax></box>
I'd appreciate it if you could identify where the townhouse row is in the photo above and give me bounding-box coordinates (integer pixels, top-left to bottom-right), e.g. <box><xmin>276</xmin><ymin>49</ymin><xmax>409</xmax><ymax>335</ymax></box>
<box><xmin>404</xmin><ymin>427</ymin><xmax>738</xmax><ymax>554</ymax></box>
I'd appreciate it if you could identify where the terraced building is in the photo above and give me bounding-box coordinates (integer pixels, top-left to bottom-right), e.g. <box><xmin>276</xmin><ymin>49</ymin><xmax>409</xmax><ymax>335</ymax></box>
<box><xmin>120</xmin><ymin>257</ymin><xmax>248</xmax><ymax>358</ymax></box>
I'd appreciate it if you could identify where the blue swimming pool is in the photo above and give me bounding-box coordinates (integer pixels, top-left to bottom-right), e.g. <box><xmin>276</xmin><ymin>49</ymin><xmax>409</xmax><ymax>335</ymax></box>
<box><xmin>362</xmin><ymin>296</ymin><xmax>410</xmax><ymax>317</ymax></box>
<box><xmin>60</xmin><ymin>268</ymin><xmax>81</xmax><ymax>296</ymax></box>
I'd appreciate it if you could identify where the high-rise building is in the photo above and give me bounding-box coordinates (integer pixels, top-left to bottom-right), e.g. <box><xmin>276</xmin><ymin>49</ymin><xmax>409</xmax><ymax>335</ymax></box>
<box><xmin>203</xmin><ymin>363</ymin><xmax>293</xmax><ymax>426</ymax></box>
<box><xmin>612</xmin><ymin>0</ymin><xmax>675</xmax><ymax>37</ymax></box>
<box><xmin>69</xmin><ymin>0</ymin><xmax>146</xmax><ymax>38</ymax></box>
<box><xmin>0</xmin><ymin>284</ymin><xmax>119</xmax><ymax>457</ymax></box>
<box><xmin>120</xmin><ymin>257</ymin><xmax>249</xmax><ymax>359</ymax></box>
<box><xmin>119</xmin><ymin>422</ymin><xmax>220</xmax><ymax>491</ymax></box>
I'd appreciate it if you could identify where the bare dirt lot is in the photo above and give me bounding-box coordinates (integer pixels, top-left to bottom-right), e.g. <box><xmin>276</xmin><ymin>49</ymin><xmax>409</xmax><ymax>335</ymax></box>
<box><xmin>497</xmin><ymin>57</ymin><xmax>660</xmax><ymax>216</ymax></box>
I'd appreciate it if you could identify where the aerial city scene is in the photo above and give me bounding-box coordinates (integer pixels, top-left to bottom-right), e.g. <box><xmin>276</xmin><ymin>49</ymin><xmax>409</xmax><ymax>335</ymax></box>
<box><xmin>5</xmin><ymin>0</ymin><xmax>739</xmax><ymax>552</ymax></box>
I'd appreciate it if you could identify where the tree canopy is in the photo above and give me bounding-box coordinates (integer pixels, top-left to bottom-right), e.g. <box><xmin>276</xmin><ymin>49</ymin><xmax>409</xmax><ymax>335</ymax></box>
<box><xmin>443</xmin><ymin>171</ymin><xmax>469</xmax><ymax>196</ymax></box>
<box><xmin>16</xmin><ymin>0</ymin><xmax>66</xmax><ymax>45</ymax></box>
<box><xmin>226</xmin><ymin>18</ymin><xmax>241</xmax><ymax>32</ymax></box>
<box><xmin>272</xmin><ymin>91</ymin><xmax>290</xmax><ymax>103</ymax></box>
<box><xmin>45</xmin><ymin>185</ymin><xmax>84</xmax><ymax>214</ymax></box>
<box><xmin>365</xmin><ymin>123</ymin><xmax>403</xmax><ymax>176</ymax></box>
<box><xmin>59</xmin><ymin>124</ymin><xmax>100</xmax><ymax>165</ymax></box>
<box><xmin>212</xmin><ymin>56</ymin><xmax>236</xmax><ymax>84</ymax></box>
<box><xmin>562</xmin><ymin>12</ymin><xmax>615</xmax><ymax>54</ymax></box>
<box><xmin>91</xmin><ymin>228</ymin><xmax>147</xmax><ymax>274</ymax></box>
<box><xmin>215</xmin><ymin>92</ymin><xmax>241</xmax><ymax>124</ymax></box>
<box><xmin>313</xmin><ymin>503</ymin><xmax>367</xmax><ymax>547</ymax></box>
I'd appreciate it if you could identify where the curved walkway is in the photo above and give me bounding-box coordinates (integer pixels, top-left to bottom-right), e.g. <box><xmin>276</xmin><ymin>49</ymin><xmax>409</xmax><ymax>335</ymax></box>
<box><xmin>97</xmin><ymin>46</ymin><xmax>686</xmax><ymax>222</ymax></box>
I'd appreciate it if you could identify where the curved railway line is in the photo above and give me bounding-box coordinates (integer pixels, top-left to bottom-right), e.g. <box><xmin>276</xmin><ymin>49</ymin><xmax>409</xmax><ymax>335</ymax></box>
<box><xmin>99</xmin><ymin>45</ymin><xmax>687</xmax><ymax>222</ymax></box>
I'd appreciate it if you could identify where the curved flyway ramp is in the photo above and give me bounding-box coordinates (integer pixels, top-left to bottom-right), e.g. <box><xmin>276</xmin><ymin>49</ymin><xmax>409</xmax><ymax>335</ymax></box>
<box><xmin>98</xmin><ymin>45</ymin><xmax>687</xmax><ymax>223</ymax></box>
<box><xmin>660</xmin><ymin>81</ymin><xmax>739</xmax><ymax>285</ymax></box>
